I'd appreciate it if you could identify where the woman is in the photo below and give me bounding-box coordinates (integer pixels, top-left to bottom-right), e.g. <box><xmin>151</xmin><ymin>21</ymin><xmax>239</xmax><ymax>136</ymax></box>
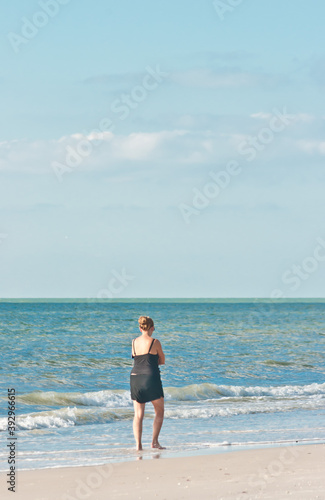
<box><xmin>130</xmin><ymin>316</ymin><xmax>165</xmax><ymax>450</ymax></box>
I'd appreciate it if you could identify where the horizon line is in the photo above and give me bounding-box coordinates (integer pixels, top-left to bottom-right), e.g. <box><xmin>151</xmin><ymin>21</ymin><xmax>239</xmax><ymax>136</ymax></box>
<box><xmin>1</xmin><ymin>297</ymin><xmax>325</xmax><ymax>303</ymax></box>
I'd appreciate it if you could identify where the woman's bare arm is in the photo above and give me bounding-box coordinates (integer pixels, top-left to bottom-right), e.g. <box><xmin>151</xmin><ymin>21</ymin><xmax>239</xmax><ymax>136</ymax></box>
<box><xmin>155</xmin><ymin>339</ymin><xmax>165</xmax><ymax>365</ymax></box>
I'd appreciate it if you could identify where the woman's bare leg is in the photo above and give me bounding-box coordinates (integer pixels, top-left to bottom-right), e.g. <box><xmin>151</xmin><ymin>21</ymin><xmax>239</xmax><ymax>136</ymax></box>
<box><xmin>133</xmin><ymin>401</ymin><xmax>145</xmax><ymax>450</ymax></box>
<box><xmin>151</xmin><ymin>397</ymin><xmax>165</xmax><ymax>449</ymax></box>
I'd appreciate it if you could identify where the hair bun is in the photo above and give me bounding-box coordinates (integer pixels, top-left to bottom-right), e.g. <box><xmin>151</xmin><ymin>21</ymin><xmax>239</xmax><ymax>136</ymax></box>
<box><xmin>138</xmin><ymin>316</ymin><xmax>154</xmax><ymax>331</ymax></box>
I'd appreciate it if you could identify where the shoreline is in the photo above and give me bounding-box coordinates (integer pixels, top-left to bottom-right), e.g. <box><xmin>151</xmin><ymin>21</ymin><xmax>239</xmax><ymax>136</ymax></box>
<box><xmin>2</xmin><ymin>443</ymin><xmax>324</xmax><ymax>499</ymax></box>
<box><xmin>2</xmin><ymin>438</ymin><xmax>324</xmax><ymax>474</ymax></box>
<box><xmin>0</xmin><ymin>439</ymin><xmax>325</xmax><ymax>472</ymax></box>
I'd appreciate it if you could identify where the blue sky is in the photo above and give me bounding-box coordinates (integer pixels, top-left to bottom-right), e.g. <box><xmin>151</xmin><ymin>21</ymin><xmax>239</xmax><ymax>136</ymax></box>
<box><xmin>0</xmin><ymin>0</ymin><xmax>325</xmax><ymax>298</ymax></box>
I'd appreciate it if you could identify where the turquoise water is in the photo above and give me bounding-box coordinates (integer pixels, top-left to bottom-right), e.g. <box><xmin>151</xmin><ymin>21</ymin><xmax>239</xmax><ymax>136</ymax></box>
<box><xmin>0</xmin><ymin>300</ymin><xmax>325</xmax><ymax>470</ymax></box>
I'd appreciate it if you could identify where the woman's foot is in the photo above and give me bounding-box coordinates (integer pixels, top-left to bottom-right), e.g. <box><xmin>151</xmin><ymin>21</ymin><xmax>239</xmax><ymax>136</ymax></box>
<box><xmin>151</xmin><ymin>441</ymin><xmax>166</xmax><ymax>450</ymax></box>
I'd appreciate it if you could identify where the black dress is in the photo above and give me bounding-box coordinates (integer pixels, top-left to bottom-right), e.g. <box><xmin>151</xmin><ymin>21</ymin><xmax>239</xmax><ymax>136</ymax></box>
<box><xmin>130</xmin><ymin>338</ymin><xmax>164</xmax><ymax>403</ymax></box>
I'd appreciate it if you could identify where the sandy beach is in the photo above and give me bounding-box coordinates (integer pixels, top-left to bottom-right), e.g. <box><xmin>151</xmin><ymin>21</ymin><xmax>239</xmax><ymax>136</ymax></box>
<box><xmin>2</xmin><ymin>444</ymin><xmax>324</xmax><ymax>500</ymax></box>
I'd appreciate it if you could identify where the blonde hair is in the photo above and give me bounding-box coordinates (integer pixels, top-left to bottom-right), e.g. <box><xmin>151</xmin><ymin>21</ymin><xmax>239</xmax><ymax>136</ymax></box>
<box><xmin>138</xmin><ymin>316</ymin><xmax>154</xmax><ymax>331</ymax></box>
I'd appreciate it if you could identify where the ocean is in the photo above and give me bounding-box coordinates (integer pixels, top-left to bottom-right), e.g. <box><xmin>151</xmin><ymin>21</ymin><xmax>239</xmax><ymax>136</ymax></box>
<box><xmin>1</xmin><ymin>299</ymin><xmax>325</xmax><ymax>470</ymax></box>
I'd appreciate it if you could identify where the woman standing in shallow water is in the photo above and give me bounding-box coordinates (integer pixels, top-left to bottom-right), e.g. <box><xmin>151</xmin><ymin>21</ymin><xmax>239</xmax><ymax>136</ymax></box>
<box><xmin>130</xmin><ymin>316</ymin><xmax>165</xmax><ymax>450</ymax></box>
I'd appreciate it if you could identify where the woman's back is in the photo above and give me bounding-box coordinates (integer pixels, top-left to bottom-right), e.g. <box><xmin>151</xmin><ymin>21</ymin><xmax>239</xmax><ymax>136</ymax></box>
<box><xmin>132</xmin><ymin>336</ymin><xmax>158</xmax><ymax>356</ymax></box>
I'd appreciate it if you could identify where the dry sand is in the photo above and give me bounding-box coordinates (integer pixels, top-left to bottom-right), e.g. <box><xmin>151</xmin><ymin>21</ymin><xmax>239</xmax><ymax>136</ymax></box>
<box><xmin>1</xmin><ymin>444</ymin><xmax>324</xmax><ymax>500</ymax></box>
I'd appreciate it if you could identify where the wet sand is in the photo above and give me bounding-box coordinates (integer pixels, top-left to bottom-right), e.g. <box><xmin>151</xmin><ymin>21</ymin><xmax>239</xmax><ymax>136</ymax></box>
<box><xmin>1</xmin><ymin>444</ymin><xmax>324</xmax><ymax>499</ymax></box>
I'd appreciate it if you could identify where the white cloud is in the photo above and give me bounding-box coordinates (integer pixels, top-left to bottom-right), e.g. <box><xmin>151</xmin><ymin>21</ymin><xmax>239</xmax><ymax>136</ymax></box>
<box><xmin>297</xmin><ymin>140</ymin><xmax>325</xmax><ymax>155</ymax></box>
<box><xmin>171</xmin><ymin>68</ymin><xmax>255</xmax><ymax>88</ymax></box>
<box><xmin>0</xmin><ymin>130</ymin><xmax>229</xmax><ymax>175</ymax></box>
<box><xmin>1</xmin><ymin>115</ymin><xmax>324</xmax><ymax>179</ymax></box>
<box><xmin>82</xmin><ymin>72</ymin><xmax>144</xmax><ymax>87</ymax></box>
<box><xmin>170</xmin><ymin>68</ymin><xmax>290</xmax><ymax>89</ymax></box>
<box><xmin>250</xmin><ymin>112</ymin><xmax>272</xmax><ymax>120</ymax></box>
<box><xmin>250</xmin><ymin>112</ymin><xmax>315</xmax><ymax>123</ymax></box>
